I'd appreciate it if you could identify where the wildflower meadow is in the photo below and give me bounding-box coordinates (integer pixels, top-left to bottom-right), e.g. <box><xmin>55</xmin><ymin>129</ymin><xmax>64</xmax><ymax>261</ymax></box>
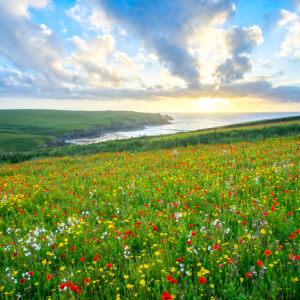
<box><xmin>0</xmin><ymin>136</ymin><xmax>299</xmax><ymax>299</ymax></box>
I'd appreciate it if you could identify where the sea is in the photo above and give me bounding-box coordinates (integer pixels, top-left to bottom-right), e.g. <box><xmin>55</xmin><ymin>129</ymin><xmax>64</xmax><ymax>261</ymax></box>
<box><xmin>67</xmin><ymin>112</ymin><xmax>300</xmax><ymax>145</ymax></box>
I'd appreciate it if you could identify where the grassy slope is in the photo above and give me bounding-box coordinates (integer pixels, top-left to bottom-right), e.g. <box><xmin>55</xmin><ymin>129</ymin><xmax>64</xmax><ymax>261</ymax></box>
<box><xmin>0</xmin><ymin>110</ymin><xmax>170</xmax><ymax>152</ymax></box>
<box><xmin>0</xmin><ymin>130</ymin><xmax>57</xmax><ymax>152</ymax></box>
<box><xmin>0</xmin><ymin>110</ymin><xmax>168</xmax><ymax>136</ymax></box>
<box><xmin>1</xmin><ymin>115</ymin><xmax>299</xmax><ymax>163</ymax></box>
<box><xmin>0</xmin><ymin>136</ymin><xmax>299</xmax><ymax>299</ymax></box>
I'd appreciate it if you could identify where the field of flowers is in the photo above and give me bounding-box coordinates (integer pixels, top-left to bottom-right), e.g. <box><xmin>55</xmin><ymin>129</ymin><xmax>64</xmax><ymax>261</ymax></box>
<box><xmin>0</xmin><ymin>136</ymin><xmax>299</xmax><ymax>299</ymax></box>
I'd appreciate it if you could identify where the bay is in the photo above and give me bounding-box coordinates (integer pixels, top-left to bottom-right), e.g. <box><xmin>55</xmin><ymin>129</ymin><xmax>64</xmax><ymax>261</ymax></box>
<box><xmin>67</xmin><ymin>112</ymin><xmax>299</xmax><ymax>145</ymax></box>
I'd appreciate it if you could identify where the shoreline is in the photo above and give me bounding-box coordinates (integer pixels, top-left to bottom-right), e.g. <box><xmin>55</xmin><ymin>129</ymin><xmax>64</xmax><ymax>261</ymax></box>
<box><xmin>53</xmin><ymin>115</ymin><xmax>173</xmax><ymax>146</ymax></box>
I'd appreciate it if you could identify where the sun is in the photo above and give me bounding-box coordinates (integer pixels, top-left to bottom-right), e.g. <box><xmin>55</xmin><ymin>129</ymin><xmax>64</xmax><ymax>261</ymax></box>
<box><xmin>195</xmin><ymin>97</ymin><xmax>216</xmax><ymax>112</ymax></box>
<box><xmin>195</xmin><ymin>97</ymin><xmax>231</xmax><ymax>112</ymax></box>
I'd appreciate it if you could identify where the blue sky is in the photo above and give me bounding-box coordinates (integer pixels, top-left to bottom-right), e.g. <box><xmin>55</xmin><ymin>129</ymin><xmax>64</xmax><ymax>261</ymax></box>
<box><xmin>0</xmin><ymin>0</ymin><xmax>299</xmax><ymax>112</ymax></box>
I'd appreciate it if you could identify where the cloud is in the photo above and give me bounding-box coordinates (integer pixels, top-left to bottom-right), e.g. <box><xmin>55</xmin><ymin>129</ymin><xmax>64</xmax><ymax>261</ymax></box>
<box><xmin>0</xmin><ymin>0</ymin><xmax>298</xmax><ymax>107</ymax></box>
<box><xmin>279</xmin><ymin>10</ymin><xmax>300</xmax><ymax>59</ymax></box>
<box><xmin>216</xmin><ymin>25</ymin><xmax>263</xmax><ymax>83</ymax></box>
<box><xmin>2</xmin><ymin>0</ymin><xmax>50</xmax><ymax>16</ymax></box>
<box><xmin>214</xmin><ymin>81</ymin><xmax>300</xmax><ymax>103</ymax></box>
<box><xmin>68</xmin><ymin>0</ymin><xmax>113</xmax><ymax>33</ymax></box>
<box><xmin>0</xmin><ymin>0</ymin><xmax>72</xmax><ymax>82</ymax></box>
<box><xmin>96</xmin><ymin>0</ymin><xmax>236</xmax><ymax>87</ymax></box>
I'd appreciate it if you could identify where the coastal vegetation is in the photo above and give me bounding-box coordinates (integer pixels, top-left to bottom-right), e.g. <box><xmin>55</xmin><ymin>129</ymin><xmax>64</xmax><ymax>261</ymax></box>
<box><xmin>0</xmin><ymin>134</ymin><xmax>298</xmax><ymax>299</ymax></box>
<box><xmin>1</xmin><ymin>115</ymin><xmax>299</xmax><ymax>164</ymax></box>
<box><xmin>0</xmin><ymin>110</ymin><xmax>171</xmax><ymax>152</ymax></box>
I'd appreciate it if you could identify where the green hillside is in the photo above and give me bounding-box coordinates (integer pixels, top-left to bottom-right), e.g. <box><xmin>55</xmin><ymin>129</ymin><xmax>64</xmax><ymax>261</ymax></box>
<box><xmin>0</xmin><ymin>110</ymin><xmax>170</xmax><ymax>152</ymax></box>
<box><xmin>1</xmin><ymin>115</ymin><xmax>299</xmax><ymax>163</ymax></box>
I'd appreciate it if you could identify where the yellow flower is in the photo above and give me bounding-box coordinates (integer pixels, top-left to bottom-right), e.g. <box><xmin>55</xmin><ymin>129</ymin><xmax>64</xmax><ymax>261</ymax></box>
<box><xmin>124</xmin><ymin>275</ymin><xmax>129</xmax><ymax>279</ymax></box>
<box><xmin>140</xmin><ymin>279</ymin><xmax>145</xmax><ymax>285</ymax></box>
<box><xmin>261</xmin><ymin>229</ymin><xmax>266</xmax><ymax>234</ymax></box>
<box><xmin>60</xmin><ymin>266</ymin><xmax>65</xmax><ymax>271</ymax></box>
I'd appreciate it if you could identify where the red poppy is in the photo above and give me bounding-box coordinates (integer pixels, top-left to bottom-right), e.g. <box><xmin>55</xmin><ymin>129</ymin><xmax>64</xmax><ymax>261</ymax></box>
<box><xmin>228</xmin><ymin>258</ymin><xmax>234</xmax><ymax>264</ymax></box>
<box><xmin>46</xmin><ymin>275</ymin><xmax>52</xmax><ymax>280</ymax></box>
<box><xmin>60</xmin><ymin>283</ymin><xmax>67</xmax><ymax>290</ymax></box>
<box><xmin>107</xmin><ymin>262</ymin><xmax>112</xmax><ymax>268</ymax></box>
<box><xmin>257</xmin><ymin>260</ymin><xmax>264</xmax><ymax>266</ymax></box>
<box><xmin>264</xmin><ymin>250</ymin><xmax>272</xmax><ymax>255</ymax></box>
<box><xmin>170</xmin><ymin>279</ymin><xmax>177</xmax><ymax>284</ymax></box>
<box><xmin>20</xmin><ymin>278</ymin><xmax>25</xmax><ymax>284</ymax></box>
<box><xmin>84</xmin><ymin>278</ymin><xmax>90</xmax><ymax>284</ymax></box>
<box><xmin>28</xmin><ymin>271</ymin><xmax>34</xmax><ymax>276</ymax></box>
<box><xmin>199</xmin><ymin>277</ymin><xmax>206</xmax><ymax>284</ymax></box>
<box><xmin>290</xmin><ymin>234</ymin><xmax>295</xmax><ymax>239</ymax></box>
<box><xmin>80</xmin><ymin>257</ymin><xmax>86</xmax><ymax>262</ymax></box>
<box><xmin>166</xmin><ymin>275</ymin><xmax>172</xmax><ymax>281</ymax></box>
<box><xmin>293</xmin><ymin>255</ymin><xmax>300</xmax><ymax>260</ymax></box>
<box><xmin>161</xmin><ymin>291</ymin><xmax>172</xmax><ymax>300</ymax></box>
<box><xmin>246</xmin><ymin>272</ymin><xmax>252</xmax><ymax>279</ymax></box>
<box><xmin>77</xmin><ymin>290</ymin><xmax>83</xmax><ymax>294</ymax></box>
<box><xmin>153</xmin><ymin>226</ymin><xmax>158</xmax><ymax>232</ymax></box>
<box><xmin>71</xmin><ymin>247</ymin><xmax>75</xmax><ymax>251</ymax></box>
<box><xmin>51</xmin><ymin>245</ymin><xmax>55</xmax><ymax>250</ymax></box>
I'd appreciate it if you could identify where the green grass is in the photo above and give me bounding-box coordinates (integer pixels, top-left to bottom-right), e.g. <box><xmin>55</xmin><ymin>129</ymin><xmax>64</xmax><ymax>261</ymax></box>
<box><xmin>0</xmin><ymin>110</ymin><xmax>170</xmax><ymax>152</ymax></box>
<box><xmin>0</xmin><ymin>135</ymin><xmax>299</xmax><ymax>299</ymax></box>
<box><xmin>0</xmin><ymin>110</ymin><xmax>169</xmax><ymax>136</ymax></box>
<box><xmin>1</xmin><ymin>116</ymin><xmax>299</xmax><ymax>164</ymax></box>
<box><xmin>0</xmin><ymin>114</ymin><xmax>299</xmax><ymax>163</ymax></box>
<box><xmin>0</xmin><ymin>130</ymin><xmax>57</xmax><ymax>152</ymax></box>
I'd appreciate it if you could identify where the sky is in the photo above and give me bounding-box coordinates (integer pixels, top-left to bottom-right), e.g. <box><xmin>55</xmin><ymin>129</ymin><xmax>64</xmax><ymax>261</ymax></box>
<box><xmin>0</xmin><ymin>0</ymin><xmax>300</xmax><ymax>113</ymax></box>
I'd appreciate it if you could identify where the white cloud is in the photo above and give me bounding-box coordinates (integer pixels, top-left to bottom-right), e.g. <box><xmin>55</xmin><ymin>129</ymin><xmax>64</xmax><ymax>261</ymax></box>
<box><xmin>279</xmin><ymin>10</ymin><xmax>300</xmax><ymax>59</ymax></box>
<box><xmin>40</xmin><ymin>24</ymin><xmax>52</xmax><ymax>35</ymax></box>
<box><xmin>67</xmin><ymin>0</ymin><xmax>113</xmax><ymax>33</ymax></box>
<box><xmin>1</xmin><ymin>0</ymin><xmax>50</xmax><ymax>16</ymax></box>
<box><xmin>188</xmin><ymin>24</ymin><xmax>263</xmax><ymax>84</ymax></box>
<box><xmin>68</xmin><ymin>34</ymin><xmax>124</xmax><ymax>88</ymax></box>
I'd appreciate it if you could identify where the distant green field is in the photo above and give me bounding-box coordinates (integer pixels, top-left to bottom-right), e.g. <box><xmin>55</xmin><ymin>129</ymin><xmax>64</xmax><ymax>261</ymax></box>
<box><xmin>0</xmin><ymin>110</ymin><xmax>170</xmax><ymax>152</ymax></box>
<box><xmin>0</xmin><ymin>110</ymin><xmax>169</xmax><ymax>135</ymax></box>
